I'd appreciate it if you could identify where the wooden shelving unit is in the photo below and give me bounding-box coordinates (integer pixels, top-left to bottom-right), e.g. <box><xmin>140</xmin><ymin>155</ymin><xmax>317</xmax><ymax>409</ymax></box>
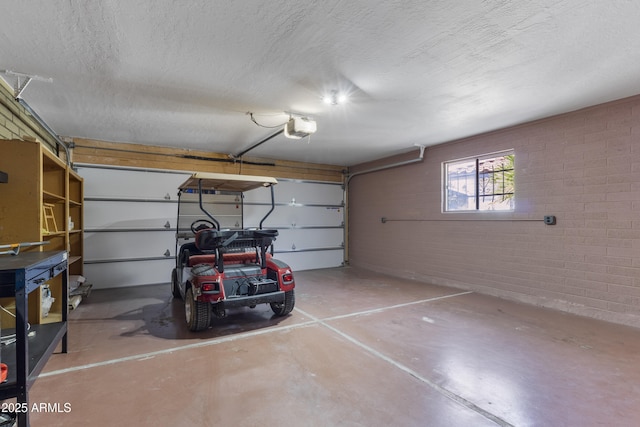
<box><xmin>0</xmin><ymin>139</ymin><xmax>84</xmax><ymax>326</ymax></box>
<box><xmin>68</xmin><ymin>168</ymin><xmax>84</xmax><ymax>277</ymax></box>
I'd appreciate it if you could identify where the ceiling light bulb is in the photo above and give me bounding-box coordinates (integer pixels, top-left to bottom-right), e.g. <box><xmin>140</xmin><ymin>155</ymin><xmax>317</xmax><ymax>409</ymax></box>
<box><xmin>322</xmin><ymin>90</ymin><xmax>346</xmax><ymax>106</ymax></box>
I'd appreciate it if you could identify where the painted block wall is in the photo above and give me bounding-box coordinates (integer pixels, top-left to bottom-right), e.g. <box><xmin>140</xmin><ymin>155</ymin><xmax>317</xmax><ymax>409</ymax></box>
<box><xmin>348</xmin><ymin>95</ymin><xmax>640</xmax><ymax>328</ymax></box>
<box><xmin>0</xmin><ymin>80</ymin><xmax>58</xmax><ymax>152</ymax></box>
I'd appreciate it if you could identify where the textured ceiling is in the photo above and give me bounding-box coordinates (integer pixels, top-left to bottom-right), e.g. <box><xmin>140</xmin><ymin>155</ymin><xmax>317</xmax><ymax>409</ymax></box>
<box><xmin>2</xmin><ymin>1</ymin><xmax>640</xmax><ymax>166</ymax></box>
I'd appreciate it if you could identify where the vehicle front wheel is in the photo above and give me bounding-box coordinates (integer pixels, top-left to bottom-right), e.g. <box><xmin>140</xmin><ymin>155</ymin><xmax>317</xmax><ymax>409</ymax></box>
<box><xmin>171</xmin><ymin>268</ymin><xmax>182</xmax><ymax>299</ymax></box>
<box><xmin>185</xmin><ymin>287</ymin><xmax>211</xmax><ymax>331</ymax></box>
<box><xmin>271</xmin><ymin>290</ymin><xmax>295</xmax><ymax>316</ymax></box>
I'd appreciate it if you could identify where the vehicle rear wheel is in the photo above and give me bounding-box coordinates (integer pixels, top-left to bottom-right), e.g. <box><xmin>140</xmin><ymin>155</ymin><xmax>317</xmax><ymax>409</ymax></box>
<box><xmin>171</xmin><ymin>268</ymin><xmax>181</xmax><ymax>299</ymax></box>
<box><xmin>185</xmin><ymin>287</ymin><xmax>211</xmax><ymax>331</ymax></box>
<box><xmin>271</xmin><ymin>290</ymin><xmax>295</xmax><ymax>316</ymax></box>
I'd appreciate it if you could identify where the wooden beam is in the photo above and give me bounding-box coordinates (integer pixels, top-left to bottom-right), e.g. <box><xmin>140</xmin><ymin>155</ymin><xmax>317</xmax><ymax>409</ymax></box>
<box><xmin>70</xmin><ymin>138</ymin><xmax>346</xmax><ymax>183</ymax></box>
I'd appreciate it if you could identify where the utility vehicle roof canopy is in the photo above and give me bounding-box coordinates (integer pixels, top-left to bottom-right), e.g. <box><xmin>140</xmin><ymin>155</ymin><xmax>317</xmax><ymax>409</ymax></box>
<box><xmin>179</xmin><ymin>172</ymin><xmax>278</xmax><ymax>193</ymax></box>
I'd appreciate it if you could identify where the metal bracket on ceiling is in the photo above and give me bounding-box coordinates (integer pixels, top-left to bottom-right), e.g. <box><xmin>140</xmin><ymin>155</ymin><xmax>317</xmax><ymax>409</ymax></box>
<box><xmin>1</xmin><ymin>69</ymin><xmax>53</xmax><ymax>99</ymax></box>
<box><xmin>229</xmin><ymin>128</ymin><xmax>284</xmax><ymax>160</ymax></box>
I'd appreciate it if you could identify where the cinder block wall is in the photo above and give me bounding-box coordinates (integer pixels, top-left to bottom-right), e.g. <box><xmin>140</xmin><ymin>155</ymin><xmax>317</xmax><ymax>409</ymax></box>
<box><xmin>0</xmin><ymin>79</ymin><xmax>57</xmax><ymax>152</ymax></box>
<box><xmin>348</xmin><ymin>95</ymin><xmax>640</xmax><ymax>328</ymax></box>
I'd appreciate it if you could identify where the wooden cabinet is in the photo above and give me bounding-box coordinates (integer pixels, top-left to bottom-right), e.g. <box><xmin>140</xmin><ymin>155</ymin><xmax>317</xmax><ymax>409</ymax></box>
<box><xmin>0</xmin><ymin>139</ymin><xmax>83</xmax><ymax>325</ymax></box>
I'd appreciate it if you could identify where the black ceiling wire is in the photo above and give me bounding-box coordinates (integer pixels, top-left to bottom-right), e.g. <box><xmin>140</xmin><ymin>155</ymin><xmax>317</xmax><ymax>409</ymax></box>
<box><xmin>248</xmin><ymin>112</ymin><xmax>289</xmax><ymax>129</ymax></box>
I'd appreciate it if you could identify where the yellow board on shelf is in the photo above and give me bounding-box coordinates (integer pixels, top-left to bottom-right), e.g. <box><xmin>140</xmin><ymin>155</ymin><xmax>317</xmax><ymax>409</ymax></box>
<box><xmin>42</xmin><ymin>203</ymin><xmax>58</xmax><ymax>233</ymax></box>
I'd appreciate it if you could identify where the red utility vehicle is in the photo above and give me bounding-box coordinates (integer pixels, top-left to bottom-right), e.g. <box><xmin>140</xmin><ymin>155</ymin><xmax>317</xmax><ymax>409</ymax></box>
<box><xmin>171</xmin><ymin>172</ymin><xmax>295</xmax><ymax>331</ymax></box>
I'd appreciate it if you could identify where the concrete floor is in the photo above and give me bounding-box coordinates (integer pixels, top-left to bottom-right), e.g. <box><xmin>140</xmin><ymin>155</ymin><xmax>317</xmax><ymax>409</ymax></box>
<box><xmin>25</xmin><ymin>266</ymin><xmax>640</xmax><ymax>426</ymax></box>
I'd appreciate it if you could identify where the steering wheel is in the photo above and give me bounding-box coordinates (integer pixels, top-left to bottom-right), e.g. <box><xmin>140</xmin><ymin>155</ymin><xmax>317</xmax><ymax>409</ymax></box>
<box><xmin>191</xmin><ymin>219</ymin><xmax>216</xmax><ymax>234</ymax></box>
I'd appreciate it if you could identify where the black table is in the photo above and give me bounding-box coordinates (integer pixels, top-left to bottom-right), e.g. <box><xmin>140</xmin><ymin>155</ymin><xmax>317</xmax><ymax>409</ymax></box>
<box><xmin>0</xmin><ymin>251</ymin><xmax>68</xmax><ymax>426</ymax></box>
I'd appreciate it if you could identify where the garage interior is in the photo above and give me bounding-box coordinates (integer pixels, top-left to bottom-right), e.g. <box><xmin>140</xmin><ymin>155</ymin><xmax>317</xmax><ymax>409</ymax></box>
<box><xmin>1</xmin><ymin>1</ymin><xmax>640</xmax><ymax>426</ymax></box>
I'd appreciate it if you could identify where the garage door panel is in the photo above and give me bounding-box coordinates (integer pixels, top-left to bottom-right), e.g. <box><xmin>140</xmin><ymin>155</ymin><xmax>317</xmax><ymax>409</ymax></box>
<box><xmin>84</xmin><ymin>259</ymin><xmax>174</xmax><ymax>289</ymax></box>
<box><xmin>178</xmin><ymin>200</ymin><xmax>242</xmax><ymax>230</ymax></box>
<box><xmin>85</xmin><ymin>231</ymin><xmax>175</xmax><ymax>260</ymax></box>
<box><xmin>84</xmin><ymin>200</ymin><xmax>177</xmax><ymax>229</ymax></box>
<box><xmin>245</xmin><ymin>205</ymin><xmax>344</xmax><ymax>228</ymax></box>
<box><xmin>78</xmin><ymin>167</ymin><xmax>190</xmax><ymax>199</ymax></box>
<box><xmin>244</xmin><ymin>180</ymin><xmax>343</xmax><ymax>205</ymax></box>
<box><xmin>272</xmin><ymin>250</ymin><xmax>344</xmax><ymax>272</ymax></box>
<box><xmin>273</xmin><ymin>228</ymin><xmax>343</xmax><ymax>252</ymax></box>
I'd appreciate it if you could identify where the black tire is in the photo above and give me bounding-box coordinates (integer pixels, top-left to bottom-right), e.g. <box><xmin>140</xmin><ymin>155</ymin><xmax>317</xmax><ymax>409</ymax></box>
<box><xmin>185</xmin><ymin>287</ymin><xmax>211</xmax><ymax>331</ymax></box>
<box><xmin>271</xmin><ymin>290</ymin><xmax>295</xmax><ymax>316</ymax></box>
<box><xmin>171</xmin><ymin>268</ymin><xmax>182</xmax><ymax>299</ymax></box>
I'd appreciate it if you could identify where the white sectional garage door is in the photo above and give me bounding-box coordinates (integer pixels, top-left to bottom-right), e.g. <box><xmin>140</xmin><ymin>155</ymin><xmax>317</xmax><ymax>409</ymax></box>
<box><xmin>77</xmin><ymin>165</ymin><xmax>344</xmax><ymax>289</ymax></box>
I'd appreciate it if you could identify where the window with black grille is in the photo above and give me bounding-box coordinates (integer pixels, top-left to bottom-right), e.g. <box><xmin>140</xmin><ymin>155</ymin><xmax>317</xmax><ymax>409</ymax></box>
<box><xmin>443</xmin><ymin>151</ymin><xmax>514</xmax><ymax>212</ymax></box>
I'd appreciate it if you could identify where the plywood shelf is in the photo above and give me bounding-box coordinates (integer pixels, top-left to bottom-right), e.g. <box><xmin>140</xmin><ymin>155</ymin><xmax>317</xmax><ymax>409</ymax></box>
<box><xmin>43</xmin><ymin>190</ymin><xmax>65</xmax><ymax>203</ymax></box>
<box><xmin>42</xmin><ymin>231</ymin><xmax>66</xmax><ymax>237</ymax></box>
